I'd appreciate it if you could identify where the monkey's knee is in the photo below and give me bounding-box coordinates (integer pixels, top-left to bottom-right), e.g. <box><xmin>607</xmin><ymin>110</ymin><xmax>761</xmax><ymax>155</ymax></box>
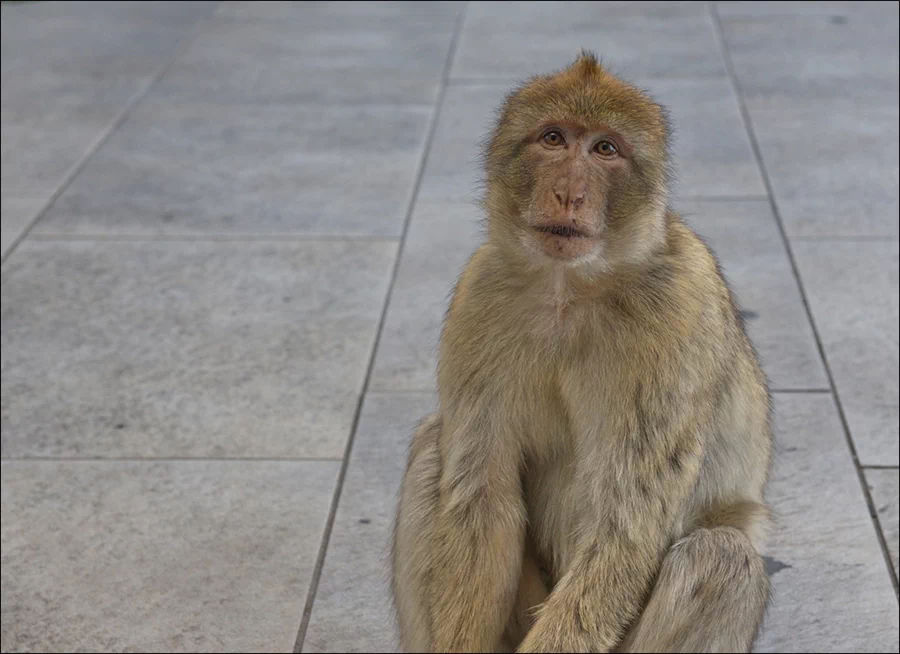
<box><xmin>620</xmin><ymin>528</ymin><xmax>768</xmax><ymax>653</ymax></box>
<box><xmin>392</xmin><ymin>415</ymin><xmax>443</xmax><ymax>652</ymax></box>
<box><xmin>673</xmin><ymin>527</ymin><xmax>767</xmax><ymax>580</ymax></box>
<box><xmin>694</xmin><ymin>500</ymin><xmax>772</xmax><ymax>551</ymax></box>
<box><xmin>670</xmin><ymin>528</ymin><xmax>769</xmax><ymax>605</ymax></box>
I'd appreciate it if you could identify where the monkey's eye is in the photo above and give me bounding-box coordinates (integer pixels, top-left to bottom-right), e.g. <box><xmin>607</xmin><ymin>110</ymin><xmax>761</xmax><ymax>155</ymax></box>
<box><xmin>594</xmin><ymin>140</ymin><xmax>618</xmax><ymax>157</ymax></box>
<box><xmin>541</xmin><ymin>130</ymin><xmax>565</xmax><ymax>147</ymax></box>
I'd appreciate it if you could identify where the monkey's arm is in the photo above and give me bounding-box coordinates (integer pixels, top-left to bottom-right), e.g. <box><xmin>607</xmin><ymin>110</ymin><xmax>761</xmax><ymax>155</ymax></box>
<box><xmin>428</xmin><ymin>406</ymin><xmax>527</xmax><ymax>652</ymax></box>
<box><xmin>425</xmin><ymin>254</ymin><xmax>530</xmax><ymax>651</ymax></box>
<box><xmin>519</xmin><ymin>414</ymin><xmax>703</xmax><ymax>653</ymax></box>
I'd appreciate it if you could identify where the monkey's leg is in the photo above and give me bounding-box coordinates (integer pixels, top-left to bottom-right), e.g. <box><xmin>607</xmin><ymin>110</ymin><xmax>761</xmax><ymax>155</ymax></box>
<box><xmin>618</xmin><ymin>520</ymin><xmax>769</xmax><ymax>653</ymax></box>
<box><xmin>392</xmin><ymin>415</ymin><xmax>443</xmax><ymax>652</ymax></box>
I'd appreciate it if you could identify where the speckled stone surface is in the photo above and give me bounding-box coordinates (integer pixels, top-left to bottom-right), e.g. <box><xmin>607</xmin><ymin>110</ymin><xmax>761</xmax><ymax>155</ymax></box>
<box><xmin>1</xmin><ymin>1</ymin><xmax>896</xmax><ymax>652</ymax></box>
<box><xmin>2</xmin><ymin>240</ymin><xmax>395</xmax><ymax>459</ymax></box>
<box><xmin>0</xmin><ymin>460</ymin><xmax>339</xmax><ymax>652</ymax></box>
<box><xmin>866</xmin><ymin>469</ymin><xmax>900</xmax><ymax>576</ymax></box>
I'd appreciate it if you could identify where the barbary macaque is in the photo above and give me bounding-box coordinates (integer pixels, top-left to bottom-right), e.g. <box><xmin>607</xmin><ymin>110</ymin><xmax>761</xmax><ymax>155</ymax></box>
<box><xmin>392</xmin><ymin>52</ymin><xmax>772</xmax><ymax>653</ymax></box>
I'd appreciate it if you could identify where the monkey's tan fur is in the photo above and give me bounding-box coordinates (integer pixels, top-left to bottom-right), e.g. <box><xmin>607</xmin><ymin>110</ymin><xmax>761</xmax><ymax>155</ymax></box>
<box><xmin>392</xmin><ymin>53</ymin><xmax>772</xmax><ymax>653</ymax></box>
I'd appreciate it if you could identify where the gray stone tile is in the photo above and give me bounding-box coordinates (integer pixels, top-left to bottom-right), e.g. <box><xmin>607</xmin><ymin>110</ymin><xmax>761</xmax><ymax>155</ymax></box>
<box><xmin>156</xmin><ymin>58</ymin><xmax>439</xmax><ymax>108</ymax></box>
<box><xmin>1</xmin><ymin>197</ymin><xmax>44</xmax><ymax>259</ymax></box>
<box><xmin>1</xmin><ymin>0</ymin><xmax>219</xmax><ymax>24</ymax></box>
<box><xmin>417</xmin><ymin>84</ymin><xmax>508</xmax><ymax>202</ymax></box>
<box><xmin>737</xmin><ymin>72</ymin><xmax>899</xmax><ymax>113</ymax></box>
<box><xmin>0</xmin><ymin>111</ymin><xmax>120</xmax><ymax>197</ymax></box>
<box><xmin>0</xmin><ymin>459</ymin><xmax>338</xmax><ymax>653</ymax></box>
<box><xmin>0</xmin><ymin>0</ymin><xmax>206</xmax><ymax>100</ymax></box>
<box><xmin>0</xmin><ymin>12</ymin><xmax>186</xmax><ymax>80</ymax></box>
<box><xmin>36</xmin><ymin>100</ymin><xmax>431</xmax><ymax>237</ymax></box>
<box><xmin>720</xmin><ymin>12</ymin><xmax>898</xmax><ymax>84</ymax></box>
<box><xmin>721</xmin><ymin>14</ymin><xmax>898</xmax><ymax>238</ymax></box>
<box><xmin>645</xmin><ymin>78</ymin><xmax>765</xmax><ymax>198</ymax></box>
<box><xmin>216</xmin><ymin>0</ymin><xmax>464</xmax><ymax>26</ymax></box>
<box><xmin>1</xmin><ymin>240</ymin><xmax>396</xmax><ymax>459</ymax></box>
<box><xmin>0</xmin><ymin>56</ymin><xmax>135</xmax><ymax>197</ymax></box>
<box><xmin>1</xmin><ymin>99</ymin><xmax>128</xmax><ymax>197</ymax></box>
<box><xmin>465</xmin><ymin>0</ymin><xmax>708</xmax><ymax>27</ymax></box>
<box><xmin>453</xmin><ymin>7</ymin><xmax>725</xmax><ymax>80</ymax></box>
<box><xmin>757</xmin><ymin>394</ymin><xmax>899</xmax><ymax>652</ymax></box>
<box><xmin>720</xmin><ymin>14</ymin><xmax>898</xmax><ymax>113</ymax></box>
<box><xmin>153</xmin><ymin>16</ymin><xmax>454</xmax><ymax>105</ymax></box>
<box><xmin>371</xmin><ymin>202</ymin><xmax>484</xmax><ymax>391</ymax></box>
<box><xmin>1</xmin><ymin>0</ymin><xmax>206</xmax><ymax>198</ymax></box>
<box><xmin>303</xmin><ymin>392</ymin><xmax>436</xmax><ymax>653</ymax></box>
<box><xmin>678</xmin><ymin>200</ymin><xmax>827</xmax><ymax>390</ymax></box>
<box><xmin>718</xmin><ymin>1</ymin><xmax>899</xmax><ymax>16</ymax></box>
<box><xmin>743</xmin><ymin>101</ymin><xmax>898</xmax><ymax>238</ymax></box>
<box><xmin>792</xmin><ymin>241</ymin><xmax>899</xmax><ymax>466</ymax></box>
<box><xmin>1</xmin><ymin>67</ymin><xmax>146</xmax><ymax>117</ymax></box>
<box><xmin>865</xmin><ymin>468</ymin><xmax>900</xmax><ymax>576</ymax></box>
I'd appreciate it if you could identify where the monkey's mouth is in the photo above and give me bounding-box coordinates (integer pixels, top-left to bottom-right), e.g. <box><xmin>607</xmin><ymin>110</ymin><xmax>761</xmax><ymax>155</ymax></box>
<box><xmin>534</xmin><ymin>225</ymin><xmax>589</xmax><ymax>239</ymax></box>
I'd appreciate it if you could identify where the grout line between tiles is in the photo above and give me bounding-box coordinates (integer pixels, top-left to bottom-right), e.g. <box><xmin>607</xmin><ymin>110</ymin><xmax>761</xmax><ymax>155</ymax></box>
<box><xmin>861</xmin><ymin>465</ymin><xmax>900</xmax><ymax>471</ymax></box>
<box><xmin>447</xmin><ymin>75</ymin><xmax>733</xmax><ymax>86</ymax></box>
<box><xmin>0</xmin><ymin>456</ymin><xmax>343</xmax><ymax>463</ymax></box>
<box><xmin>25</xmin><ymin>233</ymin><xmax>402</xmax><ymax>244</ymax></box>
<box><xmin>711</xmin><ymin>1</ymin><xmax>900</xmax><ymax>598</ymax></box>
<box><xmin>790</xmin><ymin>235</ymin><xmax>900</xmax><ymax>242</ymax></box>
<box><xmin>0</xmin><ymin>7</ymin><xmax>219</xmax><ymax>266</ymax></box>
<box><xmin>290</xmin><ymin>5</ymin><xmax>470</xmax><ymax>651</ymax></box>
<box><xmin>674</xmin><ymin>195</ymin><xmax>771</xmax><ymax>202</ymax></box>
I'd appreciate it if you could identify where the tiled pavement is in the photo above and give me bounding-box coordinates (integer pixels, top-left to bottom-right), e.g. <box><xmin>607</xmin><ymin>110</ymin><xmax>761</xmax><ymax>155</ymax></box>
<box><xmin>1</xmin><ymin>1</ymin><xmax>897</xmax><ymax>652</ymax></box>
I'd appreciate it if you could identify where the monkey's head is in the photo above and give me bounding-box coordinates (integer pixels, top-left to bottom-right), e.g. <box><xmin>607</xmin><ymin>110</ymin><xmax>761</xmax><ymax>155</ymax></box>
<box><xmin>483</xmin><ymin>52</ymin><xmax>671</xmax><ymax>270</ymax></box>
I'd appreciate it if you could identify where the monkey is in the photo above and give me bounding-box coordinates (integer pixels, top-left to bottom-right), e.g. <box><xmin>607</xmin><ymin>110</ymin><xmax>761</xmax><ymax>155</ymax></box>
<box><xmin>391</xmin><ymin>51</ymin><xmax>772</xmax><ymax>653</ymax></box>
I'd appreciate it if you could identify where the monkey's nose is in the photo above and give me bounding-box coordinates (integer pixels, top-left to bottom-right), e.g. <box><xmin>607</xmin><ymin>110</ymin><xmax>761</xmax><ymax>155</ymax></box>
<box><xmin>553</xmin><ymin>188</ymin><xmax>585</xmax><ymax>210</ymax></box>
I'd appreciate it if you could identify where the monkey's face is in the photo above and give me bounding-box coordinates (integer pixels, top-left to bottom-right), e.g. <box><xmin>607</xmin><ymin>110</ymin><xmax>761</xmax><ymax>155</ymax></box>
<box><xmin>518</xmin><ymin>121</ymin><xmax>630</xmax><ymax>261</ymax></box>
<box><xmin>483</xmin><ymin>53</ymin><xmax>671</xmax><ymax>269</ymax></box>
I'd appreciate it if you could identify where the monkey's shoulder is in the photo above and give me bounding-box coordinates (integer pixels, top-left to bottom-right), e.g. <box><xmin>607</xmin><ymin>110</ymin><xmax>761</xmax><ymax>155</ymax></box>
<box><xmin>611</xmin><ymin>220</ymin><xmax>729</xmax><ymax>332</ymax></box>
<box><xmin>658</xmin><ymin>213</ymin><xmax>725</xmax><ymax>293</ymax></box>
<box><xmin>442</xmin><ymin>244</ymin><xmax>523</xmax><ymax>325</ymax></box>
<box><xmin>665</xmin><ymin>214</ymin><xmax>759</xmax><ymax>347</ymax></box>
<box><xmin>438</xmin><ymin>243</ymin><xmax>563</xmax><ymax>378</ymax></box>
<box><xmin>446</xmin><ymin>244</ymin><xmax>493</xmax><ymax>316</ymax></box>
